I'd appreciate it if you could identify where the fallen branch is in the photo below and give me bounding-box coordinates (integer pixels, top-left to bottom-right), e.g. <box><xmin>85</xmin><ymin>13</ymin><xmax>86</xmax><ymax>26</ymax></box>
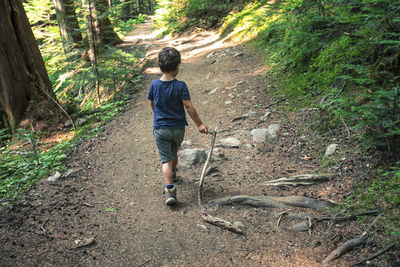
<box><xmin>316</xmin><ymin>210</ymin><xmax>379</xmax><ymax>223</ymax></box>
<box><xmin>350</xmin><ymin>242</ymin><xmax>397</xmax><ymax>266</ymax></box>
<box><xmin>263</xmin><ymin>173</ymin><xmax>338</xmax><ymax>186</ymax></box>
<box><xmin>322</xmin><ymin>214</ymin><xmax>381</xmax><ymax>264</ymax></box>
<box><xmin>211</xmin><ymin>195</ymin><xmax>333</xmax><ymax>210</ymax></box>
<box><xmin>198</xmin><ymin>126</ymin><xmax>243</xmax><ymax>234</ymax></box>
<box><xmin>277</xmin><ymin>210</ymin><xmax>379</xmax><ymax>222</ymax></box>
<box><xmin>201</xmin><ymin>213</ymin><xmax>243</xmax><ymax>234</ymax></box>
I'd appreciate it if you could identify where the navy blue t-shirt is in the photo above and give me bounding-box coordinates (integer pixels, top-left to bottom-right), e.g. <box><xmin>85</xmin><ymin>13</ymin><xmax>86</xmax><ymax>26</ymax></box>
<box><xmin>147</xmin><ymin>79</ymin><xmax>191</xmax><ymax>129</ymax></box>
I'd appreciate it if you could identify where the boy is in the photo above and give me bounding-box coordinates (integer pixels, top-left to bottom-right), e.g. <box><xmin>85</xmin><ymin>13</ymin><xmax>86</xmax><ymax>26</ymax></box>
<box><xmin>147</xmin><ymin>47</ymin><xmax>208</xmax><ymax>206</ymax></box>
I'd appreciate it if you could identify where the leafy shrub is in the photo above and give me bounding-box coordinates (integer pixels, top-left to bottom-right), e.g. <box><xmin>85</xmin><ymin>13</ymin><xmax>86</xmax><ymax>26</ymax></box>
<box><xmin>154</xmin><ymin>0</ymin><xmax>245</xmax><ymax>34</ymax></box>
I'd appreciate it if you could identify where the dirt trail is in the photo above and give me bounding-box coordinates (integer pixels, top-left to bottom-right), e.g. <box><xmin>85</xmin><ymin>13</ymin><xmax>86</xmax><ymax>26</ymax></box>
<box><xmin>1</xmin><ymin>20</ymin><xmax>373</xmax><ymax>267</ymax></box>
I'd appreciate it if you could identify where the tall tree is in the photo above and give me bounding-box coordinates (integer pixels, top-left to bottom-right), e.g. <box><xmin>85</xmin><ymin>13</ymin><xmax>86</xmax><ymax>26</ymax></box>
<box><xmin>136</xmin><ymin>0</ymin><xmax>143</xmax><ymax>13</ymax></box>
<box><xmin>53</xmin><ymin>0</ymin><xmax>83</xmax><ymax>51</ymax></box>
<box><xmin>82</xmin><ymin>0</ymin><xmax>122</xmax><ymax>47</ymax></box>
<box><xmin>0</xmin><ymin>0</ymin><xmax>55</xmax><ymax>132</ymax></box>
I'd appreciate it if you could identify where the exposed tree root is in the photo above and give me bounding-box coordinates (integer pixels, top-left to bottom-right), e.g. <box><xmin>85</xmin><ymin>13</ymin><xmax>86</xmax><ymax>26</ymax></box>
<box><xmin>211</xmin><ymin>195</ymin><xmax>333</xmax><ymax>210</ymax></box>
<box><xmin>263</xmin><ymin>173</ymin><xmax>338</xmax><ymax>186</ymax></box>
<box><xmin>322</xmin><ymin>214</ymin><xmax>381</xmax><ymax>264</ymax></box>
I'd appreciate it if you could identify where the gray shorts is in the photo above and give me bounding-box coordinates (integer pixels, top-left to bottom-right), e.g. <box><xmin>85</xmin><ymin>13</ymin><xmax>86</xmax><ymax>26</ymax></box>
<box><xmin>153</xmin><ymin>128</ymin><xmax>185</xmax><ymax>163</ymax></box>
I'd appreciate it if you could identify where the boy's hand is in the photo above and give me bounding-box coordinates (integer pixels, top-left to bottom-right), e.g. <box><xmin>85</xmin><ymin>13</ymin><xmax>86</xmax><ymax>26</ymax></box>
<box><xmin>198</xmin><ymin>124</ymin><xmax>208</xmax><ymax>134</ymax></box>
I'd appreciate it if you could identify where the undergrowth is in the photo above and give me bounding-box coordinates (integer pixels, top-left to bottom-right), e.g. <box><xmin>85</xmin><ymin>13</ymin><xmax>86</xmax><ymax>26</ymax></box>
<box><xmin>0</xmin><ymin>1</ymin><xmax>145</xmax><ymax>205</ymax></box>
<box><xmin>153</xmin><ymin>0</ymin><xmax>246</xmax><ymax>35</ymax></box>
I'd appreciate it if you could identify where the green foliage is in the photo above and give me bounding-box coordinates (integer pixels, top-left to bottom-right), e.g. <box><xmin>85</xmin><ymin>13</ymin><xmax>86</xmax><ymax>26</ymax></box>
<box><xmin>0</xmin><ymin>128</ymin><xmax>68</xmax><ymax>200</ymax></box>
<box><xmin>0</xmin><ymin>0</ymin><xmax>147</xmax><ymax>204</ymax></box>
<box><xmin>220</xmin><ymin>0</ymin><xmax>400</xmax><ymax>152</ymax></box>
<box><xmin>154</xmin><ymin>0</ymin><xmax>244</xmax><ymax>34</ymax></box>
<box><xmin>343</xmin><ymin>163</ymin><xmax>400</xmax><ymax>238</ymax></box>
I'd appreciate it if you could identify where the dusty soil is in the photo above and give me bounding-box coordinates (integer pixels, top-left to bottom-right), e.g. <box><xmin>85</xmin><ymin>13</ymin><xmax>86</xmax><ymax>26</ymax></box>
<box><xmin>1</xmin><ymin>20</ymin><xmax>398</xmax><ymax>266</ymax></box>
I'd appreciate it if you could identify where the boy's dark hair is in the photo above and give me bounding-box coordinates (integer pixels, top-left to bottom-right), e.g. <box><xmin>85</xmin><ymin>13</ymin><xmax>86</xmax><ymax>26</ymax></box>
<box><xmin>158</xmin><ymin>47</ymin><xmax>181</xmax><ymax>73</ymax></box>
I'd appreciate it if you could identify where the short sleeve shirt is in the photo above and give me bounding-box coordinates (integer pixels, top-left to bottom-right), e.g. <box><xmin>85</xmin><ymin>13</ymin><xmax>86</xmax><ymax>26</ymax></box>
<box><xmin>147</xmin><ymin>79</ymin><xmax>191</xmax><ymax>129</ymax></box>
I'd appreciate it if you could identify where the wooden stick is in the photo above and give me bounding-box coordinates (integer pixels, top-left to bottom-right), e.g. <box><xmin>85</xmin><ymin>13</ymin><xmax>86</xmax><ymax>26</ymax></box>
<box><xmin>322</xmin><ymin>214</ymin><xmax>381</xmax><ymax>264</ymax></box>
<box><xmin>350</xmin><ymin>242</ymin><xmax>397</xmax><ymax>266</ymax></box>
<box><xmin>198</xmin><ymin>126</ymin><xmax>243</xmax><ymax>234</ymax></box>
<box><xmin>198</xmin><ymin>126</ymin><xmax>218</xmax><ymax>213</ymax></box>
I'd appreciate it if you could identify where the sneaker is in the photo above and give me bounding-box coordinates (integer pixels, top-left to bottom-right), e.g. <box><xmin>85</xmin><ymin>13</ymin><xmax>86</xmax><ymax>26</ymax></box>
<box><xmin>165</xmin><ymin>184</ymin><xmax>177</xmax><ymax>206</ymax></box>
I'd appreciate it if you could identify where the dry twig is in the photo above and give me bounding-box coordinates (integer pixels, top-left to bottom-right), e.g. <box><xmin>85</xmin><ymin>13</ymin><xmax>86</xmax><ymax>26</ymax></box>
<box><xmin>322</xmin><ymin>214</ymin><xmax>381</xmax><ymax>264</ymax></box>
<box><xmin>350</xmin><ymin>242</ymin><xmax>397</xmax><ymax>266</ymax></box>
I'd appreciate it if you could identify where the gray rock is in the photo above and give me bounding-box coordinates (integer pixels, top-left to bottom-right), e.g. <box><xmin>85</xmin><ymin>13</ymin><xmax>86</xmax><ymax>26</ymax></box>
<box><xmin>181</xmin><ymin>140</ymin><xmax>192</xmax><ymax>146</ymax></box>
<box><xmin>211</xmin><ymin>148</ymin><xmax>226</xmax><ymax>161</ymax></box>
<box><xmin>64</xmin><ymin>120</ymin><xmax>73</xmax><ymax>127</ymax></box>
<box><xmin>219</xmin><ymin>137</ymin><xmax>240</xmax><ymax>148</ymax></box>
<box><xmin>325</xmin><ymin>144</ymin><xmax>338</xmax><ymax>157</ymax></box>
<box><xmin>178</xmin><ymin>149</ymin><xmax>206</xmax><ymax>168</ymax></box>
<box><xmin>47</xmin><ymin>171</ymin><xmax>62</xmax><ymax>182</ymax></box>
<box><xmin>266</xmin><ymin>124</ymin><xmax>280</xmax><ymax>143</ymax></box>
<box><xmin>225</xmin><ymin>101</ymin><xmax>232</xmax><ymax>105</ymax></box>
<box><xmin>251</xmin><ymin>128</ymin><xmax>268</xmax><ymax>143</ymax></box>
<box><xmin>208</xmin><ymin>87</ymin><xmax>219</xmax><ymax>95</ymax></box>
<box><xmin>233</xmin><ymin>221</ymin><xmax>246</xmax><ymax>229</ymax></box>
<box><xmin>293</xmin><ymin>221</ymin><xmax>310</xmax><ymax>232</ymax></box>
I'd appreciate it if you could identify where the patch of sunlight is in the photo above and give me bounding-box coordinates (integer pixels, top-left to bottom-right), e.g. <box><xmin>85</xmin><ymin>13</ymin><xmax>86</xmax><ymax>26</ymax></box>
<box><xmin>144</xmin><ymin>67</ymin><xmax>162</xmax><ymax>74</ymax></box>
<box><xmin>41</xmin><ymin>131</ymin><xmax>75</xmax><ymax>148</ymax></box>
<box><xmin>221</xmin><ymin>3</ymin><xmax>281</xmax><ymax>43</ymax></box>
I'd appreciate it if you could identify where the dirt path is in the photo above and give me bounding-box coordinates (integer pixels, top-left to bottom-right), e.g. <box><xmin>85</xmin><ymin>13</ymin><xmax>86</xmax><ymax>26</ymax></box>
<box><xmin>1</xmin><ymin>21</ymin><xmax>376</xmax><ymax>267</ymax></box>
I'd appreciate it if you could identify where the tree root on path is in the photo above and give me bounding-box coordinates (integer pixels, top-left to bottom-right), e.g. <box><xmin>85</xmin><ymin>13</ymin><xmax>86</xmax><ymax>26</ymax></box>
<box><xmin>210</xmin><ymin>195</ymin><xmax>334</xmax><ymax>210</ymax></box>
<box><xmin>322</xmin><ymin>214</ymin><xmax>381</xmax><ymax>264</ymax></box>
<box><xmin>263</xmin><ymin>173</ymin><xmax>338</xmax><ymax>186</ymax></box>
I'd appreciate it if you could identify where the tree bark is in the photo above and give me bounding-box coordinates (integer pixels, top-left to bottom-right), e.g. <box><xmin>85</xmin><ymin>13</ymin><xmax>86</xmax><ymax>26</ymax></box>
<box><xmin>53</xmin><ymin>0</ymin><xmax>83</xmax><ymax>52</ymax></box>
<box><xmin>0</xmin><ymin>0</ymin><xmax>55</xmax><ymax>132</ymax></box>
<box><xmin>82</xmin><ymin>0</ymin><xmax>122</xmax><ymax>47</ymax></box>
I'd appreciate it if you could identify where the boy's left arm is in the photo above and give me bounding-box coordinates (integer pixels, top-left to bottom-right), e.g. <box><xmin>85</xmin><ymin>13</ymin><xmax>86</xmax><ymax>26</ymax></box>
<box><xmin>150</xmin><ymin>100</ymin><xmax>154</xmax><ymax>111</ymax></box>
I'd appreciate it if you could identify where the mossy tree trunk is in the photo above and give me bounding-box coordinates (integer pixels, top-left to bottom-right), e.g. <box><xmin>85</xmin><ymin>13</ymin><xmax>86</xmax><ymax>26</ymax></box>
<box><xmin>53</xmin><ymin>0</ymin><xmax>83</xmax><ymax>52</ymax></box>
<box><xmin>0</xmin><ymin>0</ymin><xmax>55</xmax><ymax>132</ymax></box>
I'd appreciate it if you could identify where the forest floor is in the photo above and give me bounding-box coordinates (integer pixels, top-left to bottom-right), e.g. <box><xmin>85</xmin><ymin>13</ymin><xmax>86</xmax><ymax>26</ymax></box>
<box><xmin>1</xmin><ymin>20</ymin><xmax>396</xmax><ymax>266</ymax></box>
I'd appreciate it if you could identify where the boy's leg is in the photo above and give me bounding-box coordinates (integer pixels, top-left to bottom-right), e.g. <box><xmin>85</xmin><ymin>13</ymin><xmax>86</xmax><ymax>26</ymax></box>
<box><xmin>162</xmin><ymin>160</ymin><xmax>174</xmax><ymax>185</ymax></box>
<box><xmin>172</xmin><ymin>152</ymin><xmax>178</xmax><ymax>171</ymax></box>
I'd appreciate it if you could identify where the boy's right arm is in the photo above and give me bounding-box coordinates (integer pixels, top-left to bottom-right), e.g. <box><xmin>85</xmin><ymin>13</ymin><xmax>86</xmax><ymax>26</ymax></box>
<box><xmin>182</xmin><ymin>100</ymin><xmax>207</xmax><ymax>134</ymax></box>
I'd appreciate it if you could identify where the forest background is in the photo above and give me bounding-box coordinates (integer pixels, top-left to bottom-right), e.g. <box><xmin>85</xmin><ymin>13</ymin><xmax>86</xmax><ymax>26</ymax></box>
<box><xmin>0</xmin><ymin>0</ymin><xmax>399</xmax><ymax>249</ymax></box>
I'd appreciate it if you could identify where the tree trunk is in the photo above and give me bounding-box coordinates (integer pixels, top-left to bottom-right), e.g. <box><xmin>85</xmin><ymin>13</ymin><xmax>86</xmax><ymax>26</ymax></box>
<box><xmin>0</xmin><ymin>0</ymin><xmax>55</xmax><ymax>132</ymax></box>
<box><xmin>136</xmin><ymin>0</ymin><xmax>142</xmax><ymax>14</ymax></box>
<box><xmin>120</xmin><ymin>0</ymin><xmax>131</xmax><ymax>21</ymax></box>
<box><xmin>53</xmin><ymin>0</ymin><xmax>83</xmax><ymax>52</ymax></box>
<box><xmin>82</xmin><ymin>0</ymin><xmax>122</xmax><ymax>47</ymax></box>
